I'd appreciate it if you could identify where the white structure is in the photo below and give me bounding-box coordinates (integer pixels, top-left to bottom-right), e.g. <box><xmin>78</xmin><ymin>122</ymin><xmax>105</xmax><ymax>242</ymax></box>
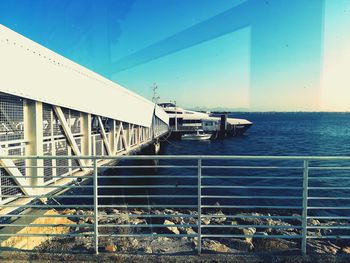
<box><xmin>0</xmin><ymin>24</ymin><xmax>169</xmax><ymax>206</ymax></box>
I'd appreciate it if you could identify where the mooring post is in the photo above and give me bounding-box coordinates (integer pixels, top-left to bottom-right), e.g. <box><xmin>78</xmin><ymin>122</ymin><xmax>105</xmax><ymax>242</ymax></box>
<box><xmin>301</xmin><ymin>160</ymin><xmax>309</xmax><ymax>255</ymax></box>
<box><xmin>197</xmin><ymin>158</ymin><xmax>202</xmax><ymax>254</ymax></box>
<box><xmin>93</xmin><ymin>158</ymin><xmax>99</xmax><ymax>255</ymax></box>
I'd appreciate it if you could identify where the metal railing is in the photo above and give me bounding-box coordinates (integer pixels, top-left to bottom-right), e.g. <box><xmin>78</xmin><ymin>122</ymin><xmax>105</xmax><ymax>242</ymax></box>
<box><xmin>0</xmin><ymin>155</ymin><xmax>350</xmax><ymax>255</ymax></box>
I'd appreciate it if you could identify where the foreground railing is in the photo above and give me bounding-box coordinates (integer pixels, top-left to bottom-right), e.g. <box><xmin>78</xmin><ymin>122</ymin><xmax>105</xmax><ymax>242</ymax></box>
<box><xmin>0</xmin><ymin>155</ymin><xmax>350</xmax><ymax>255</ymax></box>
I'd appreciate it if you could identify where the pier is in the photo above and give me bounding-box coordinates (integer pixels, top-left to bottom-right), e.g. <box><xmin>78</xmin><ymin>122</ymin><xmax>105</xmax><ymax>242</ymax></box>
<box><xmin>0</xmin><ymin>24</ymin><xmax>169</xmax><ymax>210</ymax></box>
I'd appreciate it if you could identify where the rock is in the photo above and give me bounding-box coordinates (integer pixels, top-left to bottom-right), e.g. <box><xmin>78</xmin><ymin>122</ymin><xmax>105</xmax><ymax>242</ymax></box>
<box><xmin>203</xmin><ymin>240</ymin><xmax>230</xmax><ymax>253</ymax></box>
<box><xmin>342</xmin><ymin>246</ymin><xmax>350</xmax><ymax>254</ymax></box>
<box><xmin>255</xmin><ymin>231</ymin><xmax>268</xmax><ymax>237</ymax></box>
<box><xmin>236</xmin><ymin>213</ymin><xmax>264</xmax><ymax>225</ymax></box>
<box><xmin>185</xmin><ymin>227</ymin><xmax>197</xmax><ymax>236</ymax></box>
<box><xmin>202</xmin><ymin>218</ymin><xmax>211</xmax><ymax>225</ymax></box>
<box><xmin>85</xmin><ymin>217</ymin><xmax>94</xmax><ymax>224</ymax></box>
<box><xmin>116</xmin><ymin>213</ymin><xmax>130</xmax><ymax>224</ymax></box>
<box><xmin>130</xmin><ymin>238</ymin><xmax>139</xmax><ymax>248</ymax></box>
<box><xmin>164</xmin><ymin>209</ymin><xmax>174</xmax><ymax>214</ymax></box>
<box><xmin>144</xmin><ymin>246</ymin><xmax>152</xmax><ymax>254</ymax></box>
<box><xmin>242</xmin><ymin>227</ymin><xmax>256</xmax><ymax>243</ymax></box>
<box><xmin>62</xmin><ymin>209</ymin><xmax>76</xmax><ymax>215</ymax></box>
<box><xmin>130</xmin><ymin>218</ymin><xmax>146</xmax><ymax>225</ymax></box>
<box><xmin>164</xmin><ymin>219</ymin><xmax>180</xmax><ymax>235</ymax></box>
<box><xmin>212</xmin><ymin>211</ymin><xmax>226</xmax><ymax>224</ymax></box>
<box><xmin>131</xmin><ymin>209</ymin><xmax>143</xmax><ymax>215</ymax></box>
<box><xmin>105</xmin><ymin>244</ymin><xmax>117</xmax><ymax>252</ymax></box>
<box><xmin>308</xmin><ymin>240</ymin><xmax>340</xmax><ymax>255</ymax></box>
<box><xmin>309</xmin><ymin>218</ymin><xmax>321</xmax><ymax>226</ymax></box>
<box><xmin>230</xmin><ymin>239</ymin><xmax>254</xmax><ymax>252</ymax></box>
<box><xmin>254</xmin><ymin>238</ymin><xmax>296</xmax><ymax>252</ymax></box>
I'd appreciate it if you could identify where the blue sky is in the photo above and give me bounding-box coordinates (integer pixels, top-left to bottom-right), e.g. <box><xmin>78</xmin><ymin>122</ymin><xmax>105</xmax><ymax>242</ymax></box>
<box><xmin>0</xmin><ymin>0</ymin><xmax>349</xmax><ymax>111</ymax></box>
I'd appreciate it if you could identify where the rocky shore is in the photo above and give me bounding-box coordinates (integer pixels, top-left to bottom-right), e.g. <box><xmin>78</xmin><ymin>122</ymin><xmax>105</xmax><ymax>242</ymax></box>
<box><xmin>35</xmin><ymin>207</ymin><xmax>350</xmax><ymax>256</ymax></box>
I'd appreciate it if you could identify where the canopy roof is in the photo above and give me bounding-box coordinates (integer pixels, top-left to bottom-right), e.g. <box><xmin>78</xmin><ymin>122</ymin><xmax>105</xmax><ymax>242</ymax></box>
<box><xmin>0</xmin><ymin>24</ymin><xmax>168</xmax><ymax>127</ymax></box>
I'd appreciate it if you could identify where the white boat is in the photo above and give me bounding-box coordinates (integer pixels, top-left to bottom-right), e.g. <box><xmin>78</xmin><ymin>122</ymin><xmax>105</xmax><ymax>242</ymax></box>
<box><xmin>181</xmin><ymin>129</ymin><xmax>212</xmax><ymax>140</ymax></box>
<box><xmin>158</xmin><ymin>102</ymin><xmax>253</xmax><ymax>136</ymax></box>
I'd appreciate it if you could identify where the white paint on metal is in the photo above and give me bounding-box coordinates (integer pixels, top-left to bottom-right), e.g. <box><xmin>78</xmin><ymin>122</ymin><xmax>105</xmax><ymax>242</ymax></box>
<box><xmin>0</xmin><ymin>24</ymin><xmax>168</xmax><ymax>127</ymax></box>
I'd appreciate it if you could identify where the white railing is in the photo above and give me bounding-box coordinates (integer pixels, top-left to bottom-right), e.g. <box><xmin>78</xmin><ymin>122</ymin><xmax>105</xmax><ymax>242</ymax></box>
<box><xmin>0</xmin><ymin>155</ymin><xmax>350</xmax><ymax>255</ymax></box>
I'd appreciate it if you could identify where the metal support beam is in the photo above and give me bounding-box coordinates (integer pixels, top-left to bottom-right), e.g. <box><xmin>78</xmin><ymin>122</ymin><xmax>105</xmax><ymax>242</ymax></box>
<box><xmin>0</xmin><ymin>146</ymin><xmax>32</xmax><ymax>195</ymax></box>
<box><xmin>301</xmin><ymin>160</ymin><xmax>309</xmax><ymax>255</ymax></box>
<box><xmin>81</xmin><ymin>112</ymin><xmax>92</xmax><ymax>164</ymax></box>
<box><xmin>97</xmin><ymin>116</ymin><xmax>112</xmax><ymax>156</ymax></box>
<box><xmin>24</xmin><ymin>100</ymin><xmax>44</xmax><ymax>189</ymax></box>
<box><xmin>128</xmin><ymin>124</ymin><xmax>135</xmax><ymax>147</ymax></box>
<box><xmin>110</xmin><ymin>120</ymin><xmax>116</xmax><ymax>154</ymax></box>
<box><xmin>53</xmin><ymin>106</ymin><xmax>87</xmax><ymax>171</ymax></box>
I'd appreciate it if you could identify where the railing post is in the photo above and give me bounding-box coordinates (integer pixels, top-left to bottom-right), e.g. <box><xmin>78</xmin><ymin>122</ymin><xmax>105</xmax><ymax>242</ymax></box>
<box><xmin>301</xmin><ymin>160</ymin><xmax>309</xmax><ymax>255</ymax></box>
<box><xmin>197</xmin><ymin>158</ymin><xmax>202</xmax><ymax>255</ymax></box>
<box><xmin>93</xmin><ymin>158</ymin><xmax>99</xmax><ymax>255</ymax></box>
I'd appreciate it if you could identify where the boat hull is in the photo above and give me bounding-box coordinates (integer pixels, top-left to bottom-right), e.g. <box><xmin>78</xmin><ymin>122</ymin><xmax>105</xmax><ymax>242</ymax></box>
<box><xmin>181</xmin><ymin>135</ymin><xmax>211</xmax><ymax>140</ymax></box>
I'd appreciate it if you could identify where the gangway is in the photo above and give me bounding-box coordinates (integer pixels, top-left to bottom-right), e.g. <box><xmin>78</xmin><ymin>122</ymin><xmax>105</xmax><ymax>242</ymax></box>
<box><xmin>0</xmin><ymin>24</ymin><xmax>169</xmax><ymax>209</ymax></box>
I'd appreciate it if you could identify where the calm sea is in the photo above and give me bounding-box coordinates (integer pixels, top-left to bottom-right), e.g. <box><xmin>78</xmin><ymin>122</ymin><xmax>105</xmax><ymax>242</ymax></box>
<box><xmin>162</xmin><ymin>112</ymin><xmax>350</xmax><ymax>156</ymax></box>
<box><xmin>69</xmin><ymin>113</ymin><xmax>350</xmax><ymax>217</ymax></box>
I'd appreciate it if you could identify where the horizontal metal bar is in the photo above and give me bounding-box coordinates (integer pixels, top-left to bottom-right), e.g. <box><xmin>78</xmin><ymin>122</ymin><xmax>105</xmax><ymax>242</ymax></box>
<box><xmin>1</xmin><ymin>155</ymin><xmax>350</xmax><ymax>160</ymax></box>
<box><xmin>309</xmin><ymin>167</ymin><xmax>350</xmax><ymax>170</ymax></box>
<box><xmin>0</xmin><ymin>223</ymin><xmax>92</xmax><ymax>227</ymax></box>
<box><xmin>308</xmin><ymin>216</ymin><xmax>350</xmax><ymax>220</ymax></box>
<box><xmin>0</xmin><ymin>175</ymin><xmax>92</xmax><ymax>179</ymax></box>
<box><xmin>97</xmin><ymin>185</ymin><xmax>197</xmax><ymax>189</ymax></box>
<box><xmin>0</xmin><ymin>195</ymin><xmax>94</xmax><ymax>198</ymax></box>
<box><xmin>97</xmin><ymin>195</ymin><xmax>197</xmax><ymax>198</ymax></box>
<box><xmin>0</xmin><ymin>166</ymin><xmax>93</xmax><ymax>169</ymax></box>
<box><xmin>307</xmin><ymin>235</ymin><xmax>350</xmax><ymax>239</ymax></box>
<box><xmin>97</xmin><ymin>205</ymin><xmax>197</xmax><ymax>208</ymax></box>
<box><xmin>307</xmin><ymin>226</ymin><xmax>350</xmax><ymax>229</ymax></box>
<box><xmin>308</xmin><ymin>207</ymin><xmax>350</xmax><ymax>210</ymax></box>
<box><xmin>201</xmin><ymin>186</ymin><xmax>302</xmax><ymax>189</ymax></box>
<box><xmin>0</xmin><ymin>185</ymin><xmax>93</xmax><ymax>188</ymax></box>
<box><xmin>97</xmin><ymin>175</ymin><xmax>198</xmax><ymax>179</ymax></box>
<box><xmin>0</xmin><ymin>233</ymin><xmax>94</xmax><ymax>237</ymax></box>
<box><xmin>201</xmin><ymin>205</ymin><xmax>302</xmax><ymax>209</ymax></box>
<box><xmin>308</xmin><ymin>197</ymin><xmax>350</xmax><ymax>200</ymax></box>
<box><xmin>203</xmin><ymin>225</ymin><xmax>302</xmax><ymax>229</ymax></box>
<box><xmin>105</xmin><ymin>165</ymin><xmax>197</xmax><ymax>169</ymax></box>
<box><xmin>0</xmin><ymin>214</ymin><xmax>91</xmax><ymax>218</ymax></box>
<box><xmin>100</xmin><ymin>214</ymin><xmax>195</xmax><ymax>218</ymax></box>
<box><xmin>98</xmin><ymin>233</ymin><xmax>197</xmax><ymax>237</ymax></box>
<box><xmin>0</xmin><ymin>205</ymin><xmax>94</xmax><ymax>208</ymax></box>
<box><xmin>202</xmin><ymin>166</ymin><xmax>303</xmax><ymax>170</ymax></box>
<box><xmin>309</xmin><ymin>176</ymin><xmax>350</xmax><ymax>180</ymax></box>
<box><xmin>308</xmin><ymin>187</ymin><xmax>350</xmax><ymax>190</ymax></box>
<box><xmin>202</xmin><ymin>195</ymin><xmax>302</xmax><ymax>200</ymax></box>
<box><xmin>99</xmin><ymin>224</ymin><xmax>198</xmax><ymax>228</ymax></box>
<box><xmin>202</xmin><ymin>176</ymin><xmax>302</xmax><ymax>179</ymax></box>
<box><xmin>201</xmin><ymin>234</ymin><xmax>302</xmax><ymax>239</ymax></box>
<box><xmin>201</xmin><ymin>215</ymin><xmax>302</xmax><ymax>220</ymax></box>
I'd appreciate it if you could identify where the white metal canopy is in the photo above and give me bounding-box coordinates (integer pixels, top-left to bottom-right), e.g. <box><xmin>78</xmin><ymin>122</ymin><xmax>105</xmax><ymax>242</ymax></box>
<box><xmin>0</xmin><ymin>24</ymin><xmax>168</xmax><ymax>127</ymax></box>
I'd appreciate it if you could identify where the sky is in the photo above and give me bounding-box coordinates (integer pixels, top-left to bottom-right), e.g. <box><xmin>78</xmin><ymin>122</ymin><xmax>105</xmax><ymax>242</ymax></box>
<box><xmin>0</xmin><ymin>0</ymin><xmax>349</xmax><ymax>111</ymax></box>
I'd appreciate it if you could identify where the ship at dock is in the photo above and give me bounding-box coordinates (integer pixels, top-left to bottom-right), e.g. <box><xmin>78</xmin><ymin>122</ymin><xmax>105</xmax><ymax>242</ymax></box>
<box><xmin>158</xmin><ymin>102</ymin><xmax>253</xmax><ymax>139</ymax></box>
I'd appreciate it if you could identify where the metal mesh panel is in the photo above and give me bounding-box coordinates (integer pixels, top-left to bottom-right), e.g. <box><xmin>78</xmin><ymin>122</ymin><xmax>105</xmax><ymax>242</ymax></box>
<box><xmin>70</xmin><ymin>110</ymin><xmax>81</xmax><ymax>134</ymax></box>
<box><xmin>55</xmin><ymin>140</ymin><xmax>68</xmax><ymax>176</ymax></box>
<box><xmin>7</xmin><ymin>146</ymin><xmax>26</xmax><ymax>176</ymax></box>
<box><xmin>0</xmin><ymin>168</ymin><xmax>22</xmax><ymax>201</ymax></box>
<box><xmin>43</xmin><ymin>142</ymin><xmax>53</xmax><ymax>182</ymax></box>
<box><xmin>0</xmin><ymin>92</ymin><xmax>24</xmax><ymax>141</ymax></box>
<box><xmin>95</xmin><ymin>134</ymin><xmax>102</xmax><ymax>155</ymax></box>
<box><xmin>43</xmin><ymin>104</ymin><xmax>52</xmax><ymax>137</ymax></box>
<box><xmin>53</xmin><ymin>110</ymin><xmax>64</xmax><ymax>136</ymax></box>
<box><xmin>72</xmin><ymin>137</ymin><xmax>81</xmax><ymax>171</ymax></box>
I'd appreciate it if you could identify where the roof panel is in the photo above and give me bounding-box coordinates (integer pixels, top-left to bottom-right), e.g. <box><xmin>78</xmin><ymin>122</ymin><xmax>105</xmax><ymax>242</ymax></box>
<box><xmin>0</xmin><ymin>24</ymin><xmax>168</xmax><ymax>127</ymax></box>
